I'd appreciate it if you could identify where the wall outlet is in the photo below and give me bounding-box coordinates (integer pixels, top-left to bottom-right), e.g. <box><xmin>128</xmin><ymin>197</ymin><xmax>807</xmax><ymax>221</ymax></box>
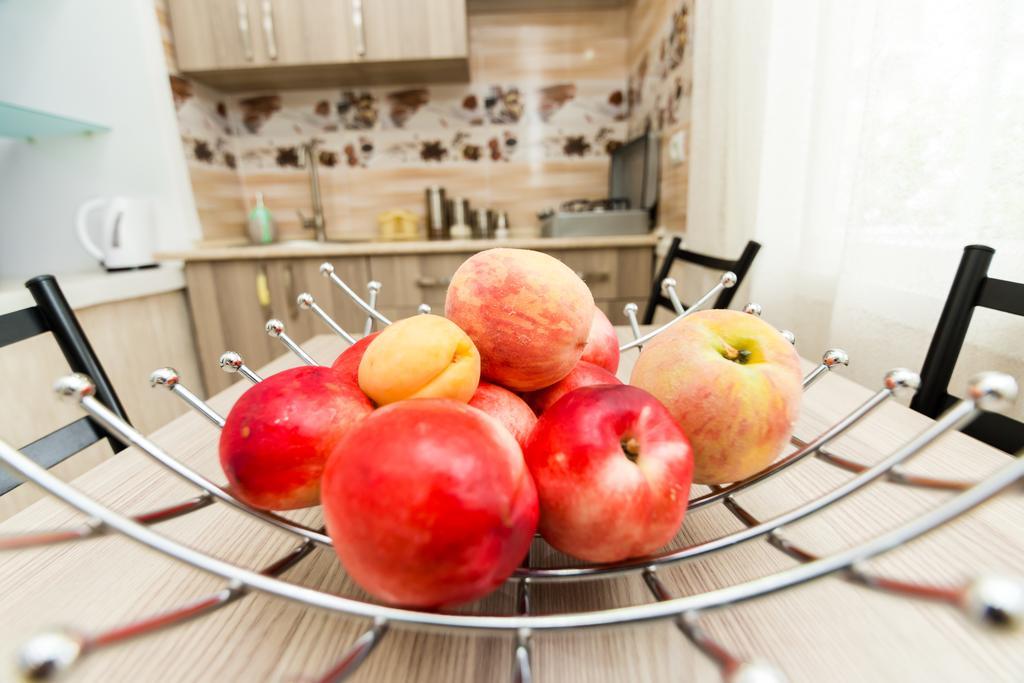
<box><xmin>668</xmin><ymin>130</ymin><xmax>686</xmax><ymax>165</ymax></box>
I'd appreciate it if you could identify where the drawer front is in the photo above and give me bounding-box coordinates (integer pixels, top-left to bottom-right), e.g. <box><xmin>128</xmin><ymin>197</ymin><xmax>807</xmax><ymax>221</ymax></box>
<box><xmin>368</xmin><ymin>252</ymin><xmax>472</xmax><ymax>314</ymax></box>
<box><xmin>615</xmin><ymin>247</ymin><xmax>655</xmax><ymax>298</ymax></box>
<box><xmin>546</xmin><ymin>249</ymin><xmax>618</xmax><ymax>300</ymax></box>
<box><xmin>367</xmin><ymin>246</ymin><xmax>655</xmax><ymax>317</ymax></box>
<box><xmin>267</xmin><ymin>257</ymin><xmax>371</xmax><ymax>345</ymax></box>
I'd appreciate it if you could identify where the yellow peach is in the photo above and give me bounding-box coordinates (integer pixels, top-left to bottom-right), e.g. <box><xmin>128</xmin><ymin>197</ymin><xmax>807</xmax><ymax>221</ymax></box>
<box><xmin>358</xmin><ymin>315</ymin><xmax>481</xmax><ymax>405</ymax></box>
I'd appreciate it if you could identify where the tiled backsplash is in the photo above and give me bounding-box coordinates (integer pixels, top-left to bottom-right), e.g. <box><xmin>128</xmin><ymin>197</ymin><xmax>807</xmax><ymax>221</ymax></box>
<box><xmin>627</xmin><ymin>0</ymin><xmax>693</xmax><ymax>233</ymax></box>
<box><xmin>159</xmin><ymin>1</ymin><xmax>692</xmax><ymax>243</ymax></box>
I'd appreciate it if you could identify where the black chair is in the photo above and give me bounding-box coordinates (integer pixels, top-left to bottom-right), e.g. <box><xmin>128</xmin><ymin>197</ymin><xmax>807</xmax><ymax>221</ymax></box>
<box><xmin>910</xmin><ymin>245</ymin><xmax>1024</xmax><ymax>455</ymax></box>
<box><xmin>0</xmin><ymin>275</ymin><xmax>130</xmax><ymax>495</ymax></box>
<box><xmin>642</xmin><ymin>237</ymin><xmax>762</xmax><ymax>324</ymax></box>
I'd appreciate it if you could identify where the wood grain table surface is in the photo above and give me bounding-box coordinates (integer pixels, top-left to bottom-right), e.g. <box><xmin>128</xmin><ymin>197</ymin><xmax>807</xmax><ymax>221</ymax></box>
<box><xmin>1</xmin><ymin>329</ymin><xmax>1022</xmax><ymax>682</ymax></box>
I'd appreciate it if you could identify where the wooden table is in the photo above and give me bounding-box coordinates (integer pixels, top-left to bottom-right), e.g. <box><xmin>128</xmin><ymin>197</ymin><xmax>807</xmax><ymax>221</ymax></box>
<box><xmin>1</xmin><ymin>331</ymin><xmax>1022</xmax><ymax>682</ymax></box>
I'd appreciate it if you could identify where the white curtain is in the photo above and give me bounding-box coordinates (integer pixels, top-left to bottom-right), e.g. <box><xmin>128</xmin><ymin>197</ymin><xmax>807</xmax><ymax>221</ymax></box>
<box><xmin>683</xmin><ymin>0</ymin><xmax>1024</xmax><ymax>416</ymax></box>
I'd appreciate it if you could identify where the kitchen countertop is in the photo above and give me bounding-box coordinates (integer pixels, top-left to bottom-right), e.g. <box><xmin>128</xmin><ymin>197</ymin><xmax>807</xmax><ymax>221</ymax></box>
<box><xmin>156</xmin><ymin>234</ymin><xmax>660</xmax><ymax>262</ymax></box>
<box><xmin>0</xmin><ymin>263</ymin><xmax>186</xmax><ymax>315</ymax></box>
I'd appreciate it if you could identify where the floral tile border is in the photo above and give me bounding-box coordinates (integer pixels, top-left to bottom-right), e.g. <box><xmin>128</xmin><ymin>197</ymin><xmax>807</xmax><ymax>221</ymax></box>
<box><xmin>627</xmin><ymin>0</ymin><xmax>693</xmax><ymax>137</ymax></box>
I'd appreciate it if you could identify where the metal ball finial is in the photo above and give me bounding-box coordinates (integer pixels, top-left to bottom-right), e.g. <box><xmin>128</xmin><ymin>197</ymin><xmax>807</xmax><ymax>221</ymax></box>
<box><xmin>660</xmin><ymin>277</ymin><xmax>677</xmax><ymax>293</ymax></box>
<box><xmin>779</xmin><ymin>329</ymin><xmax>796</xmax><ymax>345</ymax></box>
<box><xmin>296</xmin><ymin>292</ymin><xmax>314</xmax><ymax>309</ymax></box>
<box><xmin>219</xmin><ymin>352</ymin><xmax>243</xmax><ymax>373</ymax></box>
<box><xmin>319</xmin><ymin>262</ymin><xmax>334</xmax><ymax>276</ymax></box>
<box><xmin>728</xmin><ymin>660</ymin><xmax>788</xmax><ymax>683</ymax></box>
<box><xmin>743</xmin><ymin>302</ymin><xmax>763</xmax><ymax>317</ymax></box>
<box><xmin>822</xmin><ymin>349</ymin><xmax>849</xmax><ymax>368</ymax></box>
<box><xmin>265</xmin><ymin>319</ymin><xmax>285</xmax><ymax>338</ymax></box>
<box><xmin>966</xmin><ymin>372</ymin><xmax>1018</xmax><ymax>412</ymax></box>
<box><xmin>884</xmin><ymin>368</ymin><xmax>921</xmax><ymax>394</ymax></box>
<box><xmin>53</xmin><ymin>374</ymin><xmax>95</xmax><ymax>401</ymax></box>
<box><xmin>623</xmin><ymin>302</ymin><xmax>639</xmax><ymax>315</ymax></box>
<box><xmin>368</xmin><ymin>280</ymin><xmax>382</xmax><ymax>293</ymax></box>
<box><xmin>149</xmin><ymin>367</ymin><xmax>180</xmax><ymax>388</ymax></box>
<box><xmin>720</xmin><ymin>271</ymin><xmax>738</xmax><ymax>288</ymax></box>
<box><xmin>17</xmin><ymin>629</ymin><xmax>84</xmax><ymax>680</ymax></box>
<box><xmin>962</xmin><ymin>575</ymin><xmax>1024</xmax><ymax>630</ymax></box>
<box><xmin>417</xmin><ymin>303</ymin><xmax>432</xmax><ymax>315</ymax></box>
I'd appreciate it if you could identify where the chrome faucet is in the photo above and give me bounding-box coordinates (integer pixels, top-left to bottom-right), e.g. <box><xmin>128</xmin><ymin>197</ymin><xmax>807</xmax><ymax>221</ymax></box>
<box><xmin>297</xmin><ymin>141</ymin><xmax>327</xmax><ymax>242</ymax></box>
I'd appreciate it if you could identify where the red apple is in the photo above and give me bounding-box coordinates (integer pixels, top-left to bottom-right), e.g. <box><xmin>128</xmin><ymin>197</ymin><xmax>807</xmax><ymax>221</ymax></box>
<box><xmin>322</xmin><ymin>399</ymin><xmax>538</xmax><ymax>607</ymax></box>
<box><xmin>630</xmin><ymin>309</ymin><xmax>802</xmax><ymax>484</ymax></box>
<box><xmin>331</xmin><ymin>332</ymin><xmax>381</xmax><ymax>386</ymax></box>
<box><xmin>219</xmin><ymin>366</ymin><xmax>374</xmax><ymax>511</ymax></box>
<box><xmin>523</xmin><ymin>384</ymin><xmax>693</xmax><ymax>563</ymax></box>
<box><xmin>468</xmin><ymin>381</ymin><xmax>538</xmax><ymax>448</ymax></box>
<box><xmin>580</xmin><ymin>307</ymin><xmax>620</xmax><ymax>374</ymax></box>
<box><xmin>522</xmin><ymin>360</ymin><xmax>622</xmax><ymax>415</ymax></box>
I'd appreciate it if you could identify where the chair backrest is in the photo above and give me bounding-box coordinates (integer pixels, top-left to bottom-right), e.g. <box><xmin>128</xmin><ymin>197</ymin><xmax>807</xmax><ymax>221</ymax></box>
<box><xmin>0</xmin><ymin>275</ymin><xmax>129</xmax><ymax>495</ymax></box>
<box><xmin>909</xmin><ymin>245</ymin><xmax>1024</xmax><ymax>455</ymax></box>
<box><xmin>642</xmin><ymin>238</ymin><xmax>762</xmax><ymax>324</ymax></box>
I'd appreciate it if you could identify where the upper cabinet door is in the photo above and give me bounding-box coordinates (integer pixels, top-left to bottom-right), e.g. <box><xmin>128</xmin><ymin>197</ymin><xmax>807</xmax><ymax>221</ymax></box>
<box><xmin>168</xmin><ymin>0</ymin><xmax>261</xmax><ymax>71</ymax></box>
<box><xmin>360</xmin><ymin>0</ymin><xmax>468</xmax><ymax>61</ymax></box>
<box><xmin>253</xmin><ymin>0</ymin><xmax>359</xmax><ymax>66</ymax></box>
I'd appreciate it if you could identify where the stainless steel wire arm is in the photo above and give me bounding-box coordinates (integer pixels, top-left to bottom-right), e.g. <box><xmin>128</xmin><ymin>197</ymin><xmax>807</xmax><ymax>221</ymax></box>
<box><xmin>17</xmin><ymin>535</ymin><xmax>318</xmax><ymax>680</ymax></box>
<box><xmin>512</xmin><ymin>547</ymin><xmax>533</xmax><ymax>683</ymax></box>
<box><xmin>0</xmin><ymin>494</ymin><xmax>213</xmax><ymax>551</ymax></box>
<box><xmin>3</xmin><ymin>432</ymin><xmax>1021</xmax><ymax>632</ymax></box>
<box><xmin>802</xmin><ymin>349</ymin><xmax>850</xmax><ymax>389</ymax></box>
<box><xmin>320</xmin><ymin>262</ymin><xmax>392</xmax><ymax>326</ymax></box>
<box><xmin>660</xmin><ymin>278</ymin><xmax>685</xmax><ymax>315</ymax></box>
<box><xmin>219</xmin><ymin>351</ymin><xmax>263</xmax><ymax>383</ymax></box>
<box><xmin>514</xmin><ymin>373</ymin><xmax>1014</xmax><ymax>582</ymax></box>
<box><xmin>364</xmin><ymin>281</ymin><xmax>381</xmax><ymax>337</ymax></box>
<box><xmin>266</xmin><ymin>319</ymin><xmax>318</xmax><ymax>366</ymax></box>
<box><xmin>56</xmin><ymin>374</ymin><xmax>332</xmax><ymax>546</ymax></box>
<box><xmin>719</xmin><ymin>491</ymin><xmax>1024</xmax><ymax>630</ymax></box>
<box><xmin>642</xmin><ymin>568</ymin><xmax>784</xmax><ymax>683</ymax></box>
<box><xmin>149</xmin><ymin>367</ymin><xmax>226</xmax><ymax>428</ymax></box>
<box><xmin>297</xmin><ymin>292</ymin><xmax>357</xmax><ymax>345</ymax></box>
<box><xmin>808</xmin><ymin>441</ymin><xmax>978</xmax><ymax>492</ymax></box>
<box><xmin>619</xmin><ymin>272</ymin><xmax>737</xmax><ymax>352</ymax></box>
<box><xmin>314</xmin><ymin>617</ymin><xmax>390</xmax><ymax>683</ymax></box>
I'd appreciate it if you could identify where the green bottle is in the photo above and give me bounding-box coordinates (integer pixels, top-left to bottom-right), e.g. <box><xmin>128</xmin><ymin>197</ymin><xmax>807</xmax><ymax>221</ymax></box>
<box><xmin>247</xmin><ymin>192</ymin><xmax>277</xmax><ymax>244</ymax></box>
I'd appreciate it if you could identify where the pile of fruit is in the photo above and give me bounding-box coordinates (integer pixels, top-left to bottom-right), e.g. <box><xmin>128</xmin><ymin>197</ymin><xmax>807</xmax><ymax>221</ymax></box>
<box><xmin>218</xmin><ymin>248</ymin><xmax>803</xmax><ymax>608</ymax></box>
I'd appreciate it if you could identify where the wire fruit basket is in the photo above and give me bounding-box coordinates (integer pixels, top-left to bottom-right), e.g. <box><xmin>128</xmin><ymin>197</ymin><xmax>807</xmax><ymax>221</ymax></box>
<box><xmin>2</xmin><ymin>261</ymin><xmax>1022</xmax><ymax>683</ymax></box>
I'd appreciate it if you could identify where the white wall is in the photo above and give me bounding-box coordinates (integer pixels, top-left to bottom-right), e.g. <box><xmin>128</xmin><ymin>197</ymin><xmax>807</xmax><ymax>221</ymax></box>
<box><xmin>0</xmin><ymin>0</ymin><xmax>200</xmax><ymax>279</ymax></box>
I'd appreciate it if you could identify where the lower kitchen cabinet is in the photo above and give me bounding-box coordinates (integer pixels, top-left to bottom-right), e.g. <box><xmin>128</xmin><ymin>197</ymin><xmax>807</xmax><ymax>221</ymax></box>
<box><xmin>183</xmin><ymin>245</ymin><xmax>653</xmax><ymax>393</ymax></box>
<box><xmin>0</xmin><ymin>289</ymin><xmax>203</xmax><ymax>520</ymax></box>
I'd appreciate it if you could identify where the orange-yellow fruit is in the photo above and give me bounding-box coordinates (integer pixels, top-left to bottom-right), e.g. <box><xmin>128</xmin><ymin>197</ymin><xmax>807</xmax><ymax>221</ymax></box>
<box><xmin>358</xmin><ymin>314</ymin><xmax>481</xmax><ymax>405</ymax></box>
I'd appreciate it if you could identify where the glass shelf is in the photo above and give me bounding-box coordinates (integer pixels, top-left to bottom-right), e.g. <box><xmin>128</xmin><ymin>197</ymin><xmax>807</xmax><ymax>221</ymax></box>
<box><xmin>0</xmin><ymin>101</ymin><xmax>109</xmax><ymax>140</ymax></box>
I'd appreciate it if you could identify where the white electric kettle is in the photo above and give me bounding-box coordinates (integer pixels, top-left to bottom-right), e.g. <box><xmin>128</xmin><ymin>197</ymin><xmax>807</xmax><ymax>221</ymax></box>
<box><xmin>75</xmin><ymin>197</ymin><xmax>158</xmax><ymax>271</ymax></box>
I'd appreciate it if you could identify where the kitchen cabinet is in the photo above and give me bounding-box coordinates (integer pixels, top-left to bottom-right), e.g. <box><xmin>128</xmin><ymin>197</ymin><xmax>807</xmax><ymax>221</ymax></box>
<box><xmin>182</xmin><ymin>243</ymin><xmax>653</xmax><ymax>393</ymax></box>
<box><xmin>167</xmin><ymin>0</ymin><xmax>469</xmax><ymax>91</ymax></box>
<box><xmin>168</xmin><ymin>0</ymin><xmax>360</xmax><ymax>70</ymax></box>
<box><xmin>167</xmin><ymin>0</ymin><xmax>258</xmax><ymax>72</ymax></box>
<box><xmin>185</xmin><ymin>257</ymin><xmax>370</xmax><ymax>393</ymax></box>
<box><xmin>0</xmin><ymin>290</ymin><xmax>202</xmax><ymax>521</ymax></box>
<box><xmin>362</xmin><ymin>0</ymin><xmax>468</xmax><ymax>62</ymax></box>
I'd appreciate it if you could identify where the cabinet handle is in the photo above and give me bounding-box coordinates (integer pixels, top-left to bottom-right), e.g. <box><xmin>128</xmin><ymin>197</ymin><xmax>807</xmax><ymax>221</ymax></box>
<box><xmin>574</xmin><ymin>271</ymin><xmax>611</xmax><ymax>284</ymax></box>
<box><xmin>261</xmin><ymin>0</ymin><xmax>278</xmax><ymax>61</ymax></box>
<box><xmin>415</xmin><ymin>276</ymin><xmax>452</xmax><ymax>289</ymax></box>
<box><xmin>284</xmin><ymin>263</ymin><xmax>300</xmax><ymax>320</ymax></box>
<box><xmin>236</xmin><ymin>0</ymin><xmax>254</xmax><ymax>61</ymax></box>
<box><xmin>352</xmin><ymin>0</ymin><xmax>367</xmax><ymax>58</ymax></box>
<box><xmin>256</xmin><ymin>267</ymin><xmax>272</xmax><ymax>318</ymax></box>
